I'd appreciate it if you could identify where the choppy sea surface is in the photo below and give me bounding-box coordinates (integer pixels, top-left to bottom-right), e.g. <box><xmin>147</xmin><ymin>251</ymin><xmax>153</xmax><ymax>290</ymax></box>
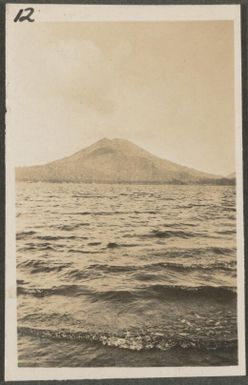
<box><xmin>16</xmin><ymin>182</ymin><xmax>237</xmax><ymax>367</ymax></box>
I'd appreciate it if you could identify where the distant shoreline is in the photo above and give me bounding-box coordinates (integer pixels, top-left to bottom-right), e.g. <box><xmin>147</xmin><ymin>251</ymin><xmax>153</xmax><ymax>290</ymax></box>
<box><xmin>15</xmin><ymin>179</ymin><xmax>235</xmax><ymax>186</ymax></box>
<box><xmin>15</xmin><ymin>139</ymin><xmax>236</xmax><ymax>186</ymax></box>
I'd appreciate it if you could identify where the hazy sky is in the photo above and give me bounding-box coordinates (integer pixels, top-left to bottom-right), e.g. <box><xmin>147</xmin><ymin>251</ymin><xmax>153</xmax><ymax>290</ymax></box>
<box><xmin>7</xmin><ymin>21</ymin><xmax>235</xmax><ymax>175</ymax></box>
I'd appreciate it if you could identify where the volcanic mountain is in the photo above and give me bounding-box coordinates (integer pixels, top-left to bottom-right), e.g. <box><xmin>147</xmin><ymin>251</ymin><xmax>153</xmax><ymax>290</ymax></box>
<box><xmin>16</xmin><ymin>138</ymin><xmax>232</xmax><ymax>184</ymax></box>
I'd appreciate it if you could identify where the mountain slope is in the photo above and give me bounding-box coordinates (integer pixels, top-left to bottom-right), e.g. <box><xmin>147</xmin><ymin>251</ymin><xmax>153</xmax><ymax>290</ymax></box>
<box><xmin>16</xmin><ymin>138</ymin><xmax>232</xmax><ymax>184</ymax></box>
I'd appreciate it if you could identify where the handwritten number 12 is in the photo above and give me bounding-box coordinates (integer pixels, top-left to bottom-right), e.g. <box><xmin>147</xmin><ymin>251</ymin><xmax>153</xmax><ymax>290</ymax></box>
<box><xmin>14</xmin><ymin>8</ymin><xmax>35</xmax><ymax>23</ymax></box>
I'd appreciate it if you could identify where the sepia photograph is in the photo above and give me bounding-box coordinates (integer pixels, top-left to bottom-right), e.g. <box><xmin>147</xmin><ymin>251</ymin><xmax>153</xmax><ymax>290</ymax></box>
<box><xmin>5</xmin><ymin>3</ymin><xmax>245</xmax><ymax>381</ymax></box>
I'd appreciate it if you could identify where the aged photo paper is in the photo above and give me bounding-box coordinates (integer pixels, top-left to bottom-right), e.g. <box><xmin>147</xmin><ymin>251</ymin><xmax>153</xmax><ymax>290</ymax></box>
<box><xmin>5</xmin><ymin>3</ymin><xmax>245</xmax><ymax>381</ymax></box>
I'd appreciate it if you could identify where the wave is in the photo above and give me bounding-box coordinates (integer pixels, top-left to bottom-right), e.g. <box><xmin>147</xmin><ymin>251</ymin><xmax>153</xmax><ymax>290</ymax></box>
<box><xmin>36</xmin><ymin>235</ymin><xmax>82</xmax><ymax>241</ymax></box>
<box><xmin>65</xmin><ymin>261</ymin><xmax>236</xmax><ymax>280</ymax></box>
<box><xmin>54</xmin><ymin>223</ymin><xmax>90</xmax><ymax>231</ymax></box>
<box><xmin>96</xmin><ymin>285</ymin><xmax>236</xmax><ymax>303</ymax></box>
<box><xmin>17</xmin><ymin>283</ymin><xmax>236</xmax><ymax>303</ymax></box>
<box><xmin>147</xmin><ymin>246</ymin><xmax>236</xmax><ymax>259</ymax></box>
<box><xmin>18</xmin><ymin>326</ymin><xmax>237</xmax><ymax>352</ymax></box>
<box><xmin>17</xmin><ymin>260</ymin><xmax>72</xmax><ymax>274</ymax></box>
<box><xmin>19</xmin><ymin>244</ymin><xmax>56</xmax><ymax>251</ymax></box>
<box><xmin>67</xmin><ymin>211</ymin><xmax>119</xmax><ymax>216</ymax></box>
<box><xmin>223</xmin><ymin>207</ymin><xmax>236</xmax><ymax>212</ymax></box>
<box><xmin>18</xmin><ymin>242</ymin><xmax>65</xmax><ymax>251</ymax></box>
<box><xmin>208</xmin><ymin>246</ymin><xmax>235</xmax><ymax>255</ymax></box>
<box><xmin>146</xmin><ymin>261</ymin><xmax>236</xmax><ymax>272</ymax></box>
<box><xmin>66</xmin><ymin>269</ymin><xmax>94</xmax><ymax>280</ymax></box>
<box><xmin>134</xmin><ymin>210</ymin><xmax>157</xmax><ymax>215</ymax></box>
<box><xmin>216</xmin><ymin>230</ymin><xmax>236</xmax><ymax>235</ymax></box>
<box><xmin>16</xmin><ymin>231</ymin><xmax>36</xmax><ymax>240</ymax></box>
<box><xmin>17</xmin><ymin>284</ymin><xmax>90</xmax><ymax>298</ymax></box>
<box><xmin>106</xmin><ymin>242</ymin><xmax>139</xmax><ymax>249</ymax></box>
<box><xmin>66</xmin><ymin>210</ymin><xmax>174</xmax><ymax>217</ymax></box>
<box><xmin>141</xmin><ymin>284</ymin><xmax>236</xmax><ymax>300</ymax></box>
<box><xmin>72</xmin><ymin>194</ymin><xmax>103</xmax><ymax>198</ymax></box>
<box><xmin>68</xmin><ymin>249</ymin><xmax>99</xmax><ymax>254</ymax></box>
<box><xmin>140</xmin><ymin>229</ymin><xmax>206</xmax><ymax>240</ymax></box>
<box><xmin>162</xmin><ymin>222</ymin><xmax>197</xmax><ymax>228</ymax></box>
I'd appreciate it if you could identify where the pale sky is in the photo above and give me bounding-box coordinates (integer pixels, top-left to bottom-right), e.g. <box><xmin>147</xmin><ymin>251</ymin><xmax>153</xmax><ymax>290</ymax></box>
<box><xmin>7</xmin><ymin>21</ymin><xmax>235</xmax><ymax>175</ymax></box>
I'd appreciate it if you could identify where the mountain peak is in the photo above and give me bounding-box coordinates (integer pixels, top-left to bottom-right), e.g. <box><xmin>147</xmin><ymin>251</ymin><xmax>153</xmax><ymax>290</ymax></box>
<box><xmin>87</xmin><ymin>137</ymin><xmax>148</xmax><ymax>158</ymax></box>
<box><xmin>95</xmin><ymin>137</ymin><xmax>112</xmax><ymax>146</ymax></box>
<box><xmin>95</xmin><ymin>137</ymin><xmax>134</xmax><ymax>146</ymax></box>
<box><xmin>16</xmin><ymin>138</ymin><xmax>232</xmax><ymax>185</ymax></box>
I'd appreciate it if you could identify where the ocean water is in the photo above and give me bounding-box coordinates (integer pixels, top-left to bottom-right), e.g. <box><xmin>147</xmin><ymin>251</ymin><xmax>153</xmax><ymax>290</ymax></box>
<box><xmin>16</xmin><ymin>182</ymin><xmax>237</xmax><ymax>367</ymax></box>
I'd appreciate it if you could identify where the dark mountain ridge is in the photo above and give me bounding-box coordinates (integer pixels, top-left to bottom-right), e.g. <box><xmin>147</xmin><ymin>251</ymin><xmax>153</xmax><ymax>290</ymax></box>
<box><xmin>16</xmin><ymin>138</ymin><xmax>235</xmax><ymax>185</ymax></box>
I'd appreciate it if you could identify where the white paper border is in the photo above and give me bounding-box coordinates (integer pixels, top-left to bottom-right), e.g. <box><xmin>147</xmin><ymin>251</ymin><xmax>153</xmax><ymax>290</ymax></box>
<box><xmin>5</xmin><ymin>3</ymin><xmax>245</xmax><ymax>381</ymax></box>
